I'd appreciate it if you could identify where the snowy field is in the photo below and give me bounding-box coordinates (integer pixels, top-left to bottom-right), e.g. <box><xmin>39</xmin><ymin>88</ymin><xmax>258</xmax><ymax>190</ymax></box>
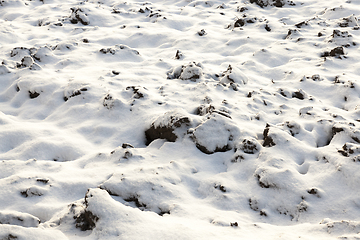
<box><xmin>1</xmin><ymin>0</ymin><xmax>360</xmax><ymax>239</ymax></box>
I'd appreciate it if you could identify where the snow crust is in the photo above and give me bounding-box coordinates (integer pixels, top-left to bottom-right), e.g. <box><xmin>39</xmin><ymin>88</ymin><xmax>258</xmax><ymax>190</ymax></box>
<box><xmin>1</xmin><ymin>0</ymin><xmax>360</xmax><ymax>239</ymax></box>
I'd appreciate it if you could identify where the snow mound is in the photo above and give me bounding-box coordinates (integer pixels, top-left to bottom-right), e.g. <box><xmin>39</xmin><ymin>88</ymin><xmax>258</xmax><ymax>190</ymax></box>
<box><xmin>191</xmin><ymin>114</ymin><xmax>240</xmax><ymax>154</ymax></box>
<box><xmin>167</xmin><ymin>62</ymin><xmax>203</xmax><ymax>81</ymax></box>
<box><xmin>219</xmin><ymin>65</ymin><xmax>248</xmax><ymax>86</ymax></box>
<box><xmin>0</xmin><ymin>211</ymin><xmax>40</xmax><ymax>227</ymax></box>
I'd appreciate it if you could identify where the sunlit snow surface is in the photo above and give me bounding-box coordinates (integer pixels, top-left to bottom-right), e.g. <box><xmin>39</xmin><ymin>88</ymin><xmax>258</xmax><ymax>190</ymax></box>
<box><xmin>1</xmin><ymin>0</ymin><xmax>360</xmax><ymax>239</ymax></box>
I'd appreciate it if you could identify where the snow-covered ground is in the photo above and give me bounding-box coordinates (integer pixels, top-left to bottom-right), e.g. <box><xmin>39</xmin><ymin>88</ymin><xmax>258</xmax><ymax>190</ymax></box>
<box><xmin>1</xmin><ymin>0</ymin><xmax>360</xmax><ymax>239</ymax></box>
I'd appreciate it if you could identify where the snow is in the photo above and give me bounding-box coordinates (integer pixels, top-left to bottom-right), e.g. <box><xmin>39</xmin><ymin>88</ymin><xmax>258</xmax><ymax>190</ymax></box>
<box><xmin>1</xmin><ymin>0</ymin><xmax>360</xmax><ymax>239</ymax></box>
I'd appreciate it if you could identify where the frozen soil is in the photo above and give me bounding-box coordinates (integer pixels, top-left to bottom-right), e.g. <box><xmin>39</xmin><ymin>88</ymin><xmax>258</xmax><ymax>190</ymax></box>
<box><xmin>1</xmin><ymin>0</ymin><xmax>360</xmax><ymax>239</ymax></box>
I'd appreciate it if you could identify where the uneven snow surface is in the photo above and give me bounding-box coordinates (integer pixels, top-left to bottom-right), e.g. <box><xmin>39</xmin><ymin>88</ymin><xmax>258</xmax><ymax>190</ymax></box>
<box><xmin>1</xmin><ymin>0</ymin><xmax>360</xmax><ymax>239</ymax></box>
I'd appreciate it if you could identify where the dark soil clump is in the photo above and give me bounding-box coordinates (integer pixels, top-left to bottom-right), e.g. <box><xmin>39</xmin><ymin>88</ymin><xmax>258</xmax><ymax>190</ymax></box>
<box><xmin>145</xmin><ymin>110</ymin><xmax>191</xmax><ymax>145</ymax></box>
<box><xmin>321</xmin><ymin>46</ymin><xmax>345</xmax><ymax>57</ymax></box>
<box><xmin>29</xmin><ymin>91</ymin><xmax>40</xmax><ymax>99</ymax></box>
<box><xmin>69</xmin><ymin>8</ymin><xmax>89</xmax><ymax>25</ymax></box>
<box><xmin>64</xmin><ymin>88</ymin><xmax>87</xmax><ymax>101</ymax></box>
<box><xmin>263</xmin><ymin>124</ymin><xmax>276</xmax><ymax>147</ymax></box>
<box><xmin>75</xmin><ymin>210</ymin><xmax>99</xmax><ymax>231</ymax></box>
